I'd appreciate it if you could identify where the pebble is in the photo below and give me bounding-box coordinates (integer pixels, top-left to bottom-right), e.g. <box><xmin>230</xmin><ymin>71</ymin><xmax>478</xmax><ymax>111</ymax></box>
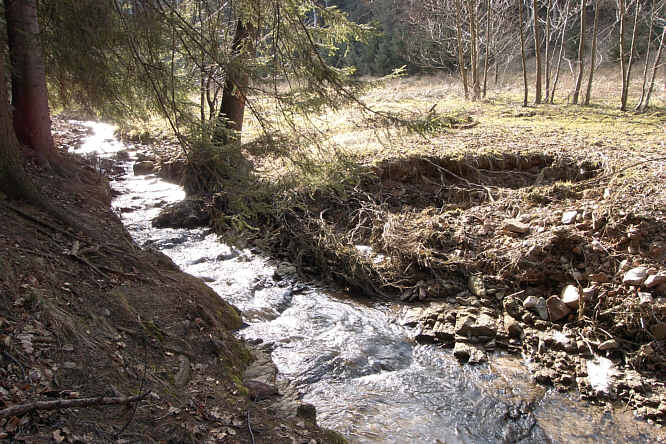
<box><xmin>503</xmin><ymin>219</ymin><xmax>530</xmax><ymax>234</ymax></box>
<box><xmin>598</xmin><ymin>339</ymin><xmax>618</xmax><ymax>351</ymax></box>
<box><xmin>561</xmin><ymin>285</ymin><xmax>580</xmax><ymax>309</ymax></box>
<box><xmin>546</xmin><ymin>296</ymin><xmax>571</xmax><ymax>322</ymax></box>
<box><xmin>623</xmin><ymin>267</ymin><xmax>648</xmax><ymax>286</ymax></box>
<box><xmin>562</xmin><ymin>210</ymin><xmax>578</xmax><ymax>225</ymax></box>
<box><xmin>524</xmin><ymin>296</ymin><xmax>548</xmax><ymax>320</ymax></box>
<box><xmin>638</xmin><ymin>292</ymin><xmax>653</xmax><ymax>308</ymax></box>
<box><xmin>644</xmin><ymin>273</ymin><xmax>666</xmax><ymax>289</ymax></box>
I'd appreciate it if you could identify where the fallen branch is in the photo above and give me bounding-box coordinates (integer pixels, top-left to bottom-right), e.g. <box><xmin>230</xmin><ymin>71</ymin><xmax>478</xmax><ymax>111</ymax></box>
<box><xmin>0</xmin><ymin>392</ymin><xmax>149</xmax><ymax>418</ymax></box>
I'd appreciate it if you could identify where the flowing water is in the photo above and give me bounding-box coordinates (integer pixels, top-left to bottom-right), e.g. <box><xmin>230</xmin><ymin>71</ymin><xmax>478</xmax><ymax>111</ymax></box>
<box><xmin>80</xmin><ymin>122</ymin><xmax>662</xmax><ymax>443</ymax></box>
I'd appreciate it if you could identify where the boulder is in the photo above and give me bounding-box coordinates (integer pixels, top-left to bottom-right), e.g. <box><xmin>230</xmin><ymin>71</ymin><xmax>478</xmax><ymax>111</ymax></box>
<box><xmin>623</xmin><ymin>267</ymin><xmax>648</xmax><ymax>286</ymax></box>
<box><xmin>453</xmin><ymin>342</ymin><xmax>487</xmax><ymax>364</ymax></box>
<box><xmin>455</xmin><ymin>311</ymin><xmax>496</xmax><ymax>339</ymax></box>
<box><xmin>503</xmin><ymin>295</ymin><xmax>523</xmax><ymax>318</ymax></box>
<box><xmin>560</xmin><ymin>285</ymin><xmax>580</xmax><ymax>309</ymax></box>
<box><xmin>524</xmin><ymin>295</ymin><xmax>548</xmax><ymax>320</ymax></box>
<box><xmin>133</xmin><ymin>160</ymin><xmax>155</xmax><ymax>175</ymax></box>
<box><xmin>504</xmin><ymin>314</ymin><xmax>523</xmax><ymax>339</ymax></box>
<box><xmin>152</xmin><ymin>198</ymin><xmax>209</xmax><ymax>229</ymax></box>
<box><xmin>546</xmin><ymin>295</ymin><xmax>571</xmax><ymax>322</ymax></box>
<box><xmin>503</xmin><ymin>219</ymin><xmax>530</xmax><ymax>234</ymax></box>
<box><xmin>468</xmin><ymin>275</ymin><xmax>486</xmax><ymax>297</ymax></box>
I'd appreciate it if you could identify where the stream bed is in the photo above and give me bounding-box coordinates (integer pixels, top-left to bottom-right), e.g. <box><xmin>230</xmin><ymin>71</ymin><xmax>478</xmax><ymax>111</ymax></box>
<box><xmin>80</xmin><ymin>122</ymin><xmax>661</xmax><ymax>443</ymax></box>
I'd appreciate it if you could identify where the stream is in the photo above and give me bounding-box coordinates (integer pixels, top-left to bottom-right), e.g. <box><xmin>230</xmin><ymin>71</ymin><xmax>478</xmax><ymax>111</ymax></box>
<box><xmin>78</xmin><ymin>122</ymin><xmax>661</xmax><ymax>443</ymax></box>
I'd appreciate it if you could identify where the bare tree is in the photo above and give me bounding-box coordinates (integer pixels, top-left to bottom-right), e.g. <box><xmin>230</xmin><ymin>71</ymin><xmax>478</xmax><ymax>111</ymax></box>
<box><xmin>544</xmin><ymin>0</ymin><xmax>553</xmax><ymax>101</ymax></box>
<box><xmin>455</xmin><ymin>0</ymin><xmax>471</xmax><ymax>99</ymax></box>
<box><xmin>636</xmin><ymin>0</ymin><xmax>656</xmax><ymax>110</ymax></box>
<box><xmin>533</xmin><ymin>0</ymin><xmax>543</xmax><ymax>103</ymax></box>
<box><xmin>571</xmin><ymin>0</ymin><xmax>585</xmax><ymax>105</ymax></box>
<box><xmin>620</xmin><ymin>1</ymin><xmax>640</xmax><ymax>110</ymax></box>
<box><xmin>518</xmin><ymin>0</ymin><xmax>529</xmax><ymax>106</ymax></box>
<box><xmin>583</xmin><ymin>0</ymin><xmax>599</xmax><ymax>105</ymax></box>
<box><xmin>639</xmin><ymin>27</ymin><xmax>666</xmax><ymax>112</ymax></box>
<box><xmin>550</xmin><ymin>0</ymin><xmax>572</xmax><ymax>103</ymax></box>
<box><xmin>483</xmin><ymin>0</ymin><xmax>492</xmax><ymax>97</ymax></box>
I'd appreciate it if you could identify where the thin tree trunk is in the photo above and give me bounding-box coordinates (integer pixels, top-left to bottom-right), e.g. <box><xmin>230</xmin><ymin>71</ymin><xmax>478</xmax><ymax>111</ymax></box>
<box><xmin>215</xmin><ymin>19</ymin><xmax>255</xmax><ymax>145</ymax></box>
<box><xmin>468</xmin><ymin>0</ymin><xmax>481</xmax><ymax>100</ymax></box>
<box><xmin>571</xmin><ymin>0</ymin><xmax>585</xmax><ymax>105</ymax></box>
<box><xmin>584</xmin><ymin>0</ymin><xmax>599</xmax><ymax>105</ymax></box>
<box><xmin>636</xmin><ymin>0</ymin><xmax>655</xmax><ymax>110</ymax></box>
<box><xmin>533</xmin><ymin>0</ymin><xmax>543</xmax><ymax>103</ymax></box>
<box><xmin>618</xmin><ymin>0</ymin><xmax>627</xmax><ymax>108</ymax></box>
<box><xmin>639</xmin><ymin>27</ymin><xmax>665</xmax><ymax>112</ymax></box>
<box><xmin>544</xmin><ymin>0</ymin><xmax>552</xmax><ymax>101</ymax></box>
<box><xmin>518</xmin><ymin>0</ymin><xmax>529</xmax><ymax>106</ymax></box>
<box><xmin>550</xmin><ymin>0</ymin><xmax>571</xmax><ymax>103</ymax></box>
<box><xmin>4</xmin><ymin>0</ymin><xmax>56</xmax><ymax>164</ymax></box>
<box><xmin>455</xmin><ymin>0</ymin><xmax>470</xmax><ymax>99</ymax></box>
<box><xmin>621</xmin><ymin>2</ymin><xmax>640</xmax><ymax>110</ymax></box>
<box><xmin>483</xmin><ymin>0</ymin><xmax>492</xmax><ymax>98</ymax></box>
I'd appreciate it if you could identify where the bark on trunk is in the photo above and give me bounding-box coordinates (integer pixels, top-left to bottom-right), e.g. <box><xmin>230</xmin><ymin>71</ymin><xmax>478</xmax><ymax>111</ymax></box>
<box><xmin>215</xmin><ymin>19</ymin><xmax>254</xmax><ymax>145</ymax></box>
<box><xmin>4</xmin><ymin>0</ymin><xmax>56</xmax><ymax>164</ymax></box>
<box><xmin>518</xmin><ymin>0</ymin><xmax>529</xmax><ymax>106</ymax></box>
<box><xmin>0</xmin><ymin>50</ymin><xmax>31</xmax><ymax>200</ymax></box>
<box><xmin>584</xmin><ymin>0</ymin><xmax>599</xmax><ymax>105</ymax></box>
<box><xmin>571</xmin><ymin>0</ymin><xmax>585</xmax><ymax>105</ymax></box>
<box><xmin>533</xmin><ymin>0</ymin><xmax>543</xmax><ymax>103</ymax></box>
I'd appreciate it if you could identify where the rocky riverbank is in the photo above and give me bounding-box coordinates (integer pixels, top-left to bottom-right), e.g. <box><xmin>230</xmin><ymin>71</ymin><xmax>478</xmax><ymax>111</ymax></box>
<box><xmin>0</xmin><ymin>120</ymin><xmax>340</xmax><ymax>443</ymax></box>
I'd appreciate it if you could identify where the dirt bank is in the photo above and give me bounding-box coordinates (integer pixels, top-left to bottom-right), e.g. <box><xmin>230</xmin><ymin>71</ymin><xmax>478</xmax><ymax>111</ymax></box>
<box><xmin>0</xmin><ymin>121</ymin><xmax>341</xmax><ymax>443</ymax></box>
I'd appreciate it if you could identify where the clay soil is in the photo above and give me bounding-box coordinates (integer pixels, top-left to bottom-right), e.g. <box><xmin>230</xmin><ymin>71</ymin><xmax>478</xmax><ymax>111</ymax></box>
<box><xmin>0</xmin><ymin>121</ymin><xmax>339</xmax><ymax>443</ymax></box>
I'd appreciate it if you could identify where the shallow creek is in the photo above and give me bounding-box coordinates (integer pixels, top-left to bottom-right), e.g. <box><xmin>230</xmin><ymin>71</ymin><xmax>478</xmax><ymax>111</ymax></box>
<box><xmin>79</xmin><ymin>122</ymin><xmax>660</xmax><ymax>443</ymax></box>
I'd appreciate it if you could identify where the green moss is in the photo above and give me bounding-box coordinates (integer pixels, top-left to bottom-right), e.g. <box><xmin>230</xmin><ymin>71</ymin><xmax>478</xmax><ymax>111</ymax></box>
<box><xmin>321</xmin><ymin>429</ymin><xmax>349</xmax><ymax>444</ymax></box>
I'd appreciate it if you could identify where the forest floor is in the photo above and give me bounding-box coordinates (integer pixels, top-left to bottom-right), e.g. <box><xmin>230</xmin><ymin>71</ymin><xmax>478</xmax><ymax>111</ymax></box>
<box><xmin>0</xmin><ymin>121</ymin><xmax>342</xmax><ymax>443</ymax></box>
<box><xmin>133</xmin><ymin>72</ymin><xmax>666</xmax><ymax>425</ymax></box>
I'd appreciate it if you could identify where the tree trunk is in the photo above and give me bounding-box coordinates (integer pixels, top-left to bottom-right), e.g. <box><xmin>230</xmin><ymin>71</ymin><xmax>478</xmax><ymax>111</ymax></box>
<box><xmin>4</xmin><ymin>0</ymin><xmax>56</xmax><ymax>164</ymax></box>
<box><xmin>635</xmin><ymin>0</ymin><xmax>654</xmax><ymax>111</ymax></box>
<box><xmin>483</xmin><ymin>0</ymin><xmax>492</xmax><ymax>98</ymax></box>
<box><xmin>518</xmin><ymin>0</ymin><xmax>529</xmax><ymax>106</ymax></box>
<box><xmin>544</xmin><ymin>0</ymin><xmax>552</xmax><ymax>101</ymax></box>
<box><xmin>468</xmin><ymin>0</ymin><xmax>481</xmax><ymax>100</ymax></box>
<box><xmin>639</xmin><ymin>27</ymin><xmax>665</xmax><ymax>112</ymax></box>
<box><xmin>455</xmin><ymin>0</ymin><xmax>470</xmax><ymax>99</ymax></box>
<box><xmin>0</xmin><ymin>50</ymin><xmax>31</xmax><ymax>200</ymax></box>
<box><xmin>617</xmin><ymin>0</ymin><xmax>627</xmax><ymax>108</ymax></box>
<box><xmin>533</xmin><ymin>0</ymin><xmax>543</xmax><ymax>103</ymax></box>
<box><xmin>550</xmin><ymin>0</ymin><xmax>571</xmax><ymax>103</ymax></box>
<box><xmin>583</xmin><ymin>0</ymin><xmax>598</xmax><ymax>105</ymax></box>
<box><xmin>621</xmin><ymin>2</ymin><xmax>639</xmax><ymax>110</ymax></box>
<box><xmin>215</xmin><ymin>19</ymin><xmax>254</xmax><ymax>145</ymax></box>
<box><xmin>571</xmin><ymin>0</ymin><xmax>585</xmax><ymax>105</ymax></box>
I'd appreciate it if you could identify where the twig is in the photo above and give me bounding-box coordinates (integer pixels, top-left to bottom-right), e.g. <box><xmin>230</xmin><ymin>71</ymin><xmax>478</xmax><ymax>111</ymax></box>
<box><xmin>0</xmin><ymin>393</ymin><xmax>149</xmax><ymax>418</ymax></box>
<box><xmin>247</xmin><ymin>408</ymin><xmax>255</xmax><ymax>444</ymax></box>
